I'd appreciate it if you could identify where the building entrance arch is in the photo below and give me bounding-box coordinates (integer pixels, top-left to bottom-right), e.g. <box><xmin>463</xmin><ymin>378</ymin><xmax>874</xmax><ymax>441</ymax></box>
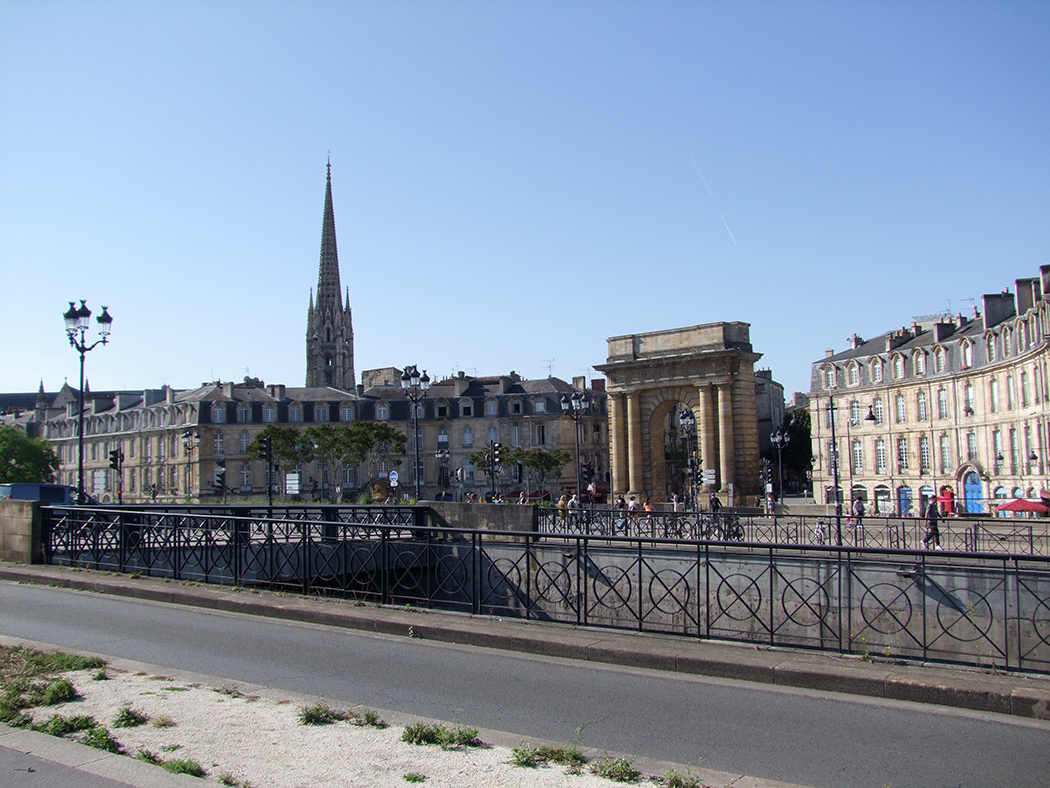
<box><xmin>596</xmin><ymin>323</ymin><xmax>762</xmax><ymax>506</ymax></box>
<box><xmin>962</xmin><ymin>470</ymin><xmax>983</xmax><ymax>514</ymax></box>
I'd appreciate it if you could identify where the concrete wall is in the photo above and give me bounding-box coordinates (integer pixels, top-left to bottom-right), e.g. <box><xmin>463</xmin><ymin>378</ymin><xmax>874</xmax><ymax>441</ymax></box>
<box><xmin>427</xmin><ymin>501</ymin><xmax>537</xmax><ymax>533</ymax></box>
<box><xmin>0</xmin><ymin>500</ymin><xmax>42</xmax><ymax>563</ymax></box>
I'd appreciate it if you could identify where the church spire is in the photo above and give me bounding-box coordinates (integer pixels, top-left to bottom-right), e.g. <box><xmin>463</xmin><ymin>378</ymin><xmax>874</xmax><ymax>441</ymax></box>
<box><xmin>305</xmin><ymin>160</ymin><xmax>355</xmax><ymax>390</ymax></box>
<box><xmin>316</xmin><ymin>158</ymin><xmax>342</xmax><ymax>313</ymax></box>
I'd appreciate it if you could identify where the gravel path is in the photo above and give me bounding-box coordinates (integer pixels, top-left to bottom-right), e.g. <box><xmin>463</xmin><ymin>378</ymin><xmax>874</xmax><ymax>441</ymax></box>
<box><xmin>22</xmin><ymin>666</ymin><xmax>691</xmax><ymax>788</ymax></box>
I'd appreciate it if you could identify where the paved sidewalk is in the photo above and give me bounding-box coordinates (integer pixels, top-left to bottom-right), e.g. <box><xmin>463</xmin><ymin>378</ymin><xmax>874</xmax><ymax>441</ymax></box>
<box><xmin>2</xmin><ymin>560</ymin><xmax>1049</xmax><ymax>723</ymax></box>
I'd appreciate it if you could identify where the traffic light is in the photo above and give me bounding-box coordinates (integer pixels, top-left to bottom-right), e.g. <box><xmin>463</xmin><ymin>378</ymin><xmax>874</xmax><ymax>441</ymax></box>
<box><xmin>108</xmin><ymin>449</ymin><xmax>122</xmax><ymax>470</ymax></box>
<box><xmin>581</xmin><ymin>463</ymin><xmax>594</xmax><ymax>482</ymax></box>
<box><xmin>258</xmin><ymin>436</ymin><xmax>271</xmax><ymax>459</ymax></box>
<box><xmin>215</xmin><ymin>458</ymin><xmax>226</xmax><ymax>490</ymax></box>
<box><xmin>492</xmin><ymin>442</ymin><xmax>503</xmax><ymax>466</ymax></box>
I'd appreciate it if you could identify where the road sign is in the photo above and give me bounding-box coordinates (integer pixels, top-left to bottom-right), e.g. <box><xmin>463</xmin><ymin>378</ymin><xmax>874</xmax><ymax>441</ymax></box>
<box><xmin>701</xmin><ymin>470</ymin><xmax>716</xmax><ymax>484</ymax></box>
<box><xmin>390</xmin><ymin>480</ymin><xmax>398</xmax><ymax>488</ymax></box>
<box><xmin>285</xmin><ymin>472</ymin><xmax>301</xmax><ymax>495</ymax></box>
<box><xmin>388</xmin><ymin>471</ymin><xmax>398</xmax><ymax>483</ymax></box>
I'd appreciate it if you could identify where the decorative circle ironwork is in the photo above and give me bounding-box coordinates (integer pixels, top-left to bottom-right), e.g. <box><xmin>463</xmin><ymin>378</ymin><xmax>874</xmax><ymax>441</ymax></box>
<box><xmin>649</xmin><ymin>570</ymin><xmax>690</xmax><ymax>614</ymax></box>
<box><xmin>311</xmin><ymin>544</ymin><xmax>341</xmax><ymax>580</ymax></box>
<box><xmin>1031</xmin><ymin>595</ymin><xmax>1050</xmax><ymax>649</ymax></box>
<box><xmin>487</xmin><ymin>558</ymin><xmax>522</xmax><ymax>596</ymax></box>
<box><xmin>591</xmin><ymin>566</ymin><xmax>631</xmax><ymax>610</ymax></box>
<box><xmin>935</xmin><ymin>588</ymin><xmax>994</xmax><ymax>642</ymax></box>
<box><xmin>390</xmin><ymin>548</ymin><xmax>427</xmax><ymax>593</ymax></box>
<box><xmin>434</xmin><ymin>554</ymin><xmax>469</xmax><ymax>596</ymax></box>
<box><xmin>533</xmin><ymin>562</ymin><xmax>572</xmax><ymax>604</ymax></box>
<box><xmin>781</xmin><ymin>577</ymin><xmax>830</xmax><ymax>627</ymax></box>
<box><xmin>859</xmin><ymin>583</ymin><xmax>912</xmax><ymax>635</ymax></box>
<box><xmin>716</xmin><ymin>574</ymin><xmax>762</xmax><ymax>621</ymax></box>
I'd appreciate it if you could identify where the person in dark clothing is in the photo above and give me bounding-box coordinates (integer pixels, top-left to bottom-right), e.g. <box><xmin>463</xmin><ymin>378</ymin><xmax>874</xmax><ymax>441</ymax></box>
<box><xmin>709</xmin><ymin>494</ymin><xmax>721</xmax><ymax>513</ymax></box>
<box><xmin>923</xmin><ymin>498</ymin><xmax>941</xmax><ymax>550</ymax></box>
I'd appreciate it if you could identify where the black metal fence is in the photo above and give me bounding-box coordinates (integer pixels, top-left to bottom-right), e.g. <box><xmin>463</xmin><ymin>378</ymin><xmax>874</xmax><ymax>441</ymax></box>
<box><xmin>41</xmin><ymin>504</ymin><xmax>1050</xmax><ymax>674</ymax></box>
<box><xmin>538</xmin><ymin>508</ymin><xmax>1050</xmax><ymax>555</ymax></box>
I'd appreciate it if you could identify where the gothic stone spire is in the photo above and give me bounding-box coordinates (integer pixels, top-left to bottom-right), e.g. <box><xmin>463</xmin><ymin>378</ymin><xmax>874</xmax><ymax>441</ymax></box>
<box><xmin>306</xmin><ymin>161</ymin><xmax>355</xmax><ymax>390</ymax></box>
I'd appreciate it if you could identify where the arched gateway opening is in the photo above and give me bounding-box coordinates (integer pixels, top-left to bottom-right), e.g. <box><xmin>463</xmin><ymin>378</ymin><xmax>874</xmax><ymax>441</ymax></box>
<box><xmin>595</xmin><ymin>323</ymin><xmax>762</xmax><ymax>507</ymax></box>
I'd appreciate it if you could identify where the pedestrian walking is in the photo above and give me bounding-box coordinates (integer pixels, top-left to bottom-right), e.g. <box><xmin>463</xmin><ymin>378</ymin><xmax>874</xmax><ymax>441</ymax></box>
<box><xmin>923</xmin><ymin>498</ymin><xmax>942</xmax><ymax>550</ymax></box>
<box><xmin>709</xmin><ymin>494</ymin><xmax>722</xmax><ymax>513</ymax></box>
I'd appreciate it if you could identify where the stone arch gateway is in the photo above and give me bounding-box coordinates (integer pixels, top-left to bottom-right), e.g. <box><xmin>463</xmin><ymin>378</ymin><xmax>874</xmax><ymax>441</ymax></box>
<box><xmin>595</xmin><ymin>323</ymin><xmax>762</xmax><ymax>506</ymax></box>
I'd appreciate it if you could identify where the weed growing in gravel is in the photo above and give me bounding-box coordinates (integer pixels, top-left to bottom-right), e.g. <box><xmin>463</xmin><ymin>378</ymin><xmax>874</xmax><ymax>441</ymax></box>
<box><xmin>218</xmin><ymin>771</ymin><xmax>253</xmax><ymax>786</ymax></box>
<box><xmin>298</xmin><ymin>701</ymin><xmax>353</xmax><ymax>725</ymax></box>
<box><xmin>402</xmin><ymin>721</ymin><xmax>481</xmax><ymax>749</ymax></box>
<box><xmin>403</xmin><ymin>774</ymin><xmax>427</xmax><ymax>783</ymax></box>
<box><xmin>511</xmin><ymin>744</ymin><xmax>541</xmax><ymax>767</ymax></box>
<box><xmin>0</xmin><ymin>645</ymin><xmax>102</xmax><ymax>723</ymax></box>
<box><xmin>590</xmin><ymin>755</ymin><xmax>640</xmax><ymax>783</ymax></box>
<box><xmin>657</xmin><ymin>767</ymin><xmax>708</xmax><ymax>788</ymax></box>
<box><xmin>113</xmin><ymin>705</ymin><xmax>149</xmax><ymax>728</ymax></box>
<box><xmin>92</xmin><ymin>668</ymin><xmax>110</xmax><ymax>681</ymax></box>
<box><xmin>151</xmin><ymin>714</ymin><xmax>176</xmax><ymax>728</ymax></box>
<box><xmin>35</xmin><ymin>714</ymin><xmax>98</xmax><ymax>736</ymax></box>
<box><xmin>160</xmin><ymin>743</ymin><xmax>182</xmax><ymax>753</ymax></box>
<box><xmin>162</xmin><ymin>757</ymin><xmax>208</xmax><ymax>777</ymax></box>
<box><xmin>79</xmin><ymin>725</ymin><xmax>124</xmax><ymax>754</ymax></box>
<box><xmin>137</xmin><ymin>749</ymin><xmax>163</xmax><ymax>765</ymax></box>
<box><xmin>359</xmin><ymin>708</ymin><xmax>388</xmax><ymax>728</ymax></box>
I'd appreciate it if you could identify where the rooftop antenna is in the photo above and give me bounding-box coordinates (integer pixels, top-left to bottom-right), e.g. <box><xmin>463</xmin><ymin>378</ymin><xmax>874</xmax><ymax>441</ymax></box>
<box><xmin>543</xmin><ymin>358</ymin><xmax>555</xmax><ymax>377</ymax></box>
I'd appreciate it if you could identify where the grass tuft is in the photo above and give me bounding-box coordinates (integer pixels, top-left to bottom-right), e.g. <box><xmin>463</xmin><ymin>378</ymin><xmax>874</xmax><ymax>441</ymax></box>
<box><xmin>162</xmin><ymin>757</ymin><xmax>208</xmax><ymax>777</ymax></box>
<box><xmin>590</xmin><ymin>755</ymin><xmax>640</xmax><ymax>783</ymax></box>
<box><xmin>113</xmin><ymin>705</ymin><xmax>150</xmax><ymax>728</ymax></box>
<box><xmin>298</xmin><ymin>701</ymin><xmax>354</xmax><ymax>725</ymax></box>
<box><xmin>402</xmin><ymin>721</ymin><xmax>481</xmax><ymax>749</ymax></box>
<box><xmin>79</xmin><ymin>725</ymin><xmax>124</xmax><ymax>754</ymax></box>
<box><xmin>403</xmin><ymin>774</ymin><xmax>427</xmax><ymax>783</ymax></box>
<box><xmin>136</xmin><ymin>749</ymin><xmax>163</xmax><ymax>765</ymax></box>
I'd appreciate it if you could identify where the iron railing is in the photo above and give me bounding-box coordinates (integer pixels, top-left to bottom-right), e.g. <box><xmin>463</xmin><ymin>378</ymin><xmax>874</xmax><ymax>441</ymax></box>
<box><xmin>40</xmin><ymin>505</ymin><xmax>1050</xmax><ymax>674</ymax></box>
<box><xmin>537</xmin><ymin>508</ymin><xmax>1050</xmax><ymax>555</ymax></box>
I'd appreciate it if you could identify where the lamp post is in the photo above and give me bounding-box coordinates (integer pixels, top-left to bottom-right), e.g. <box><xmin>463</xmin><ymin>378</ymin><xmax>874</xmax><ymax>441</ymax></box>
<box><xmin>435</xmin><ymin>447</ymin><xmax>451</xmax><ymax>499</ymax></box>
<box><xmin>63</xmin><ymin>300</ymin><xmax>113</xmax><ymax>503</ymax></box>
<box><xmin>560</xmin><ymin>391</ymin><xmax>589</xmax><ymax>500</ymax></box>
<box><xmin>401</xmin><ymin>365</ymin><xmax>430</xmax><ymax>500</ymax></box>
<box><xmin>827</xmin><ymin>393</ymin><xmax>843</xmax><ymax>544</ymax></box>
<box><xmin>770</xmin><ymin>427</ymin><xmax>791</xmax><ymax>502</ymax></box>
<box><xmin>679</xmin><ymin>409</ymin><xmax>697</xmax><ymax>510</ymax></box>
<box><xmin>180</xmin><ymin>430</ymin><xmax>200</xmax><ymax>501</ymax></box>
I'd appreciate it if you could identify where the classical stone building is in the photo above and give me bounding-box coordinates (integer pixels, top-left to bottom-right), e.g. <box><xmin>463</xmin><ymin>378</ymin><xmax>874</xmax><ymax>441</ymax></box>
<box><xmin>305</xmin><ymin>162</ymin><xmax>355</xmax><ymax>390</ymax></box>
<box><xmin>809</xmin><ymin>267</ymin><xmax>1050</xmax><ymax>516</ymax></box>
<box><xmin>596</xmin><ymin>323</ymin><xmax>762</xmax><ymax>506</ymax></box>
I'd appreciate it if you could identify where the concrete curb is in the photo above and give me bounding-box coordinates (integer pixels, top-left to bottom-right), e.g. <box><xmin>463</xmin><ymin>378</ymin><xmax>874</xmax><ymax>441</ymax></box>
<box><xmin>3</xmin><ymin>562</ymin><xmax>1049</xmax><ymax>722</ymax></box>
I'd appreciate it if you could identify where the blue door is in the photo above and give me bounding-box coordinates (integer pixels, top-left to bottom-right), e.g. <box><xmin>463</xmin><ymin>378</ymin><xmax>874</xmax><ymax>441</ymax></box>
<box><xmin>898</xmin><ymin>487</ymin><xmax>913</xmax><ymax>516</ymax></box>
<box><xmin>963</xmin><ymin>471</ymin><xmax>983</xmax><ymax>514</ymax></box>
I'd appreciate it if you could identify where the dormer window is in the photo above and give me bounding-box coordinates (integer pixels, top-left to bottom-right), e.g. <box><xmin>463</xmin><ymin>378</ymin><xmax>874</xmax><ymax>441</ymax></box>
<box><xmin>212</xmin><ymin>403</ymin><xmax>226</xmax><ymax>423</ymax></box>
<box><xmin>436</xmin><ymin>400</ymin><xmax>448</xmax><ymax>418</ymax></box>
<box><xmin>264</xmin><ymin>406</ymin><xmax>276</xmax><ymax>423</ymax></box>
<box><xmin>376</xmin><ymin>402</ymin><xmax>390</xmax><ymax>420</ymax></box>
<box><xmin>460</xmin><ymin>400</ymin><xmax>473</xmax><ymax>417</ymax></box>
<box><xmin>823</xmin><ymin>366</ymin><xmax>836</xmax><ymax>389</ymax></box>
<box><xmin>933</xmin><ymin>346</ymin><xmax>945</xmax><ymax>373</ymax></box>
<box><xmin>340</xmin><ymin>404</ymin><xmax>354</xmax><ymax>422</ymax></box>
<box><xmin>892</xmin><ymin>355</ymin><xmax>905</xmax><ymax>380</ymax></box>
<box><xmin>961</xmin><ymin>340</ymin><xmax>973</xmax><ymax>368</ymax></box>
<box><xmin>510</xmin><ymin>399</ymin><xmax>522</xmax><ymax>414</ymax></box>
<box><xmin>485</xmin><ymin>399</ymin><xmax>498</xmax><ymax>417</ymax></box>
<box><xmin>871</xmin><ymin>359</ymin><xmax>883</xmax><ymax>383</ymax></box>
<box><xmin>914</xmin><ymin>352</ymin><xmax>926</xmax><ymax>376</ymax></box>
<box><xmin>847</xmin><ymin>364</ymin><xmax>859</xmax><ymax>386</ymax></box>
<box><xmin>237</xmin><ymin>404</ymin><xmax>251</xmax><ymax>423</ymax></box>
<box><xmin>315</xmin><ymin>404</ymin><xmax>329</xmax><ymax>422</ymax></box>
<box><xmin>534</xmin><ymin>399</ymin><xmax>546</xmax><ymax>414</ymax></box>
<box><xmin>289</xmin><ymin>404</ymin><xmax>303</xmax><ymax>422</ymax></box>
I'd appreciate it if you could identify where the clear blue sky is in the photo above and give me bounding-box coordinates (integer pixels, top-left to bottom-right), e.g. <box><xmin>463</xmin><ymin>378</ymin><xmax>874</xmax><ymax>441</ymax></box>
<box><xmin>2</xmin><ymin>1</ymin><xmax>1047</xmax><ymax>400</ymax></box>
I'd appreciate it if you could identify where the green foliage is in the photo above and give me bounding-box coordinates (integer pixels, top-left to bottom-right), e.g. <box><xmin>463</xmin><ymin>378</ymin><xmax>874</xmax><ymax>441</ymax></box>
<box><xmin>297</xmin><ymin>701</ymin><xmax>353</xmax><ymax>725</ymax></box>
<box><xmin>510</xmin><ymin>742</ymin><xmax>588</xmax><ymax>770</ymax></box>
<box><xmin>658</xmin><ymin>767</ymin><xmax>708</xmax><ymax>788</ymax></box>
<box><xmin>402</xmin><ymin>721</ymin><xmax>481</xmax><ymax>748</ymax></box>
<box><xmin>137</xmin><ymin>749</ymin><xmax>163</xmax><ymax>765</ymax></box>
<box><xmin>0</xmin><ymin>426</ymin><xmax>60</xmax><ymax>483</ymax></box>
<box><xmin>79</xmin><ymin>725</ymin><xmax>124</xmax><ymax>754</ymax></box>
<box><xmin>402</xmin><ymin>774</ymin><xmax>427</xmax><ymax>783</ymax></box>
<box><xmin>248</xmin><ymin>425</ymin><xmax>313</xmax><ymax>466</ymax></box>
<box><xmin>35</xmin><ymin>713</ymin><xmax>98</xmax><ymax>736</ymax></box>
<box><xmin>510</xmin><ymin>744</ymin><xmax>541</xmax><ymax>767</ymax></box>
<box><xmin>113</xmin><ymin>705</ymin><xmax>149</xmax><ymax>727</ymax></box>
<box><xmin>360</xmin><ymin>708</ymin><xmax>387</xmax><ymax>728</ymax></box>
<box><xmin>36</xmin><ymin>678</ymin><xmax>77</xmax><ymax>706</ymax></box>
<box><xmin>590</xmin><ymin>756</ymin><xmax>640</xmax><ymax>783</ymax></box>
<box><xmin>503</xmin><ymin>447</ymin><xmax>572</xmax><ymax>496</ymax></box>
<box><xmin>162</xmin><ymin>757</ymin><xmax>208</xmax><ymax>777</ymax></box>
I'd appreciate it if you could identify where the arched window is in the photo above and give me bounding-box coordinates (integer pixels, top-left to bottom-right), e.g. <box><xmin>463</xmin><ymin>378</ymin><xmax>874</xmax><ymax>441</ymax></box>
<box><xmin>289</xmin><ymin>404</ymin><xmax>303</xmax><ymax>422</ymax></box>
<box><xmin>933</xmin><ymin>347</ymin><xmax>945</xmax><ymax>373</ymax></box>
<box><xmin>961</xmin><ymin>340</ymin><xmax>973</xmax><ymax>368</ymax></box>
<box><xmin>340</xmin><ymin>404</ymin><xmax>354</xmax><ymax>422</ymax></box>
<box><xmin>986</xmin><ymin>335</ymin><xmax>996</xmax><ymax>363</ymax></box>
<box><xmin>914</xmin><ymin>352</ymin><xmax>926</xmax><ymax>376</ymax></box>
<box><xmin>893</xmin><ymin>355</ymin><xmax>905</xmax><ymax>380</ymax></box>
<box><xmin>237</xmin><ymin>404</ymin><xmax>251</xmax><ymax>423</ymax></box>
<box><xmin>315</xmin><ymin>404</ymin><xmax>329</xmax><ymax>423</ymax></box>
<box><xmin>870</xmin><ymin>359</ymin><xmax>883</xmax><ymax>383</ymax></box>
<box><xmin>212</xmin><ymin>403</ymin><xmax>226</xmax><ymax>423</ymax></box>
<box><xmin>848</xmin><ymin>364</ymin><xmax>859</xmax><ymax>386</ymax></box>
<box><xmin>376</xmin><ymin>402</ymin><xmax>389</xmax><ymax>420</ymax></box>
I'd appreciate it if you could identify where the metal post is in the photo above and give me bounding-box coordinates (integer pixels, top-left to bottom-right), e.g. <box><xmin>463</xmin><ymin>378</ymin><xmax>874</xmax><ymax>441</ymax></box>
<box><xmin>829</xmin><ymin>393</ymin><xmax>843</xmax><ymax>545</ymax></box>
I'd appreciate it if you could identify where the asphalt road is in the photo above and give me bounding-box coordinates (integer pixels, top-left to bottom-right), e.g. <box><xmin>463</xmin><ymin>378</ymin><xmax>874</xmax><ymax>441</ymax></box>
<box><xmin>2</xmin><ymin>581</ymin><xmax>1048</xmax><ymax>788</ymax></box>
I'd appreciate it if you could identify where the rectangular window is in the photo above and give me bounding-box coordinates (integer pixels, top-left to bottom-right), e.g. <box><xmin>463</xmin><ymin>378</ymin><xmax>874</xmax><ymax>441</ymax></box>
<box><xmin>265</xmin><ymin>406</ymin><xmax>277</xmax><ymax>423</ymax></box>
<box><xmin>534</xmin><ymin>399</ymin><xmax>546</xmax><ymax>414</ymax></box>
<box><xmin>1007</xmin><ymin>377</ymin><xmax>1016</xmax><ymax>410</ymax></box>
<box><xmin>488</xmin><ymin>426</ymin><xmax>498</xmax><ymax>444</ymax></box>
<box><xmin>461</xmin><ymin>402</ymin><xmax>472</xmax><ymax>417</ymax></box>
<box><xmin>414</xmin><ymin>460</ymin><xmax>425</xmax><ymax>485</ymax></box>
<box><xmin>536</xmin><ymin>424</ymin><xmax>546</xmax><ymax>445</ymax></box>
<box><xmin>1021</xmin><ymin>372</ymin><xmax>1029</xmax><ymax>408</ymax></box>
<box><xmin>895</xmin><ymin>395</ymin><xmax>906</xmax><ymax>424</ymax></box>
<box><xmin>241</xmin><ymin>463</ymin><xmax>251</xmax><ymax>489</ymax></box>
<box><xmin>437</xmin><ymin>429</ymin><xmax>449</xmax><ymax>449</ymax></box>
<box><xmin>937</xmin><ymin>389</ymin><xmax>949</xmax><ymax>420</ymax></box>
<box><xmin>849</xmin><ymin>400</ymin><xmax>860</xmax><ymax>423</ymax></box>
<box><xmin>990</xmin><ymin>379</ymin><xmax>1000</xmax><ymax>413</ymax></box>
<box><xmin>917</xmin><ymin>391</ymin><xmax>927</xmax><ymax>422</ymax></box>
<box><xmin>852</xmin><ymin>441</ymin><xmax>863</xmax><ymax>474</ymax></box>
<box><xmin>965</xmin><ymin>384</ymin><xmax>975</xmax><ymax>413</ymax></box>
<box><xmin>993</xmin><ymin>430</ymin><xmax>1003</xmax><ymax>472</ymax></box>
<box><xmin>966</xmin><ymin>432</ymin><xmax>977</xmax><ymax>461</ymax></box>
<box><xmin>512</xmin><ymin>425</ymin><xmax>522</xmax><ymax>447</ymax></box>
<box><xmin>939</xmin><ymin>434</ymin><xmax>951</xmax><ymax>474</ymax></box>
<box><xmin>214</xmin><ymin>432</ymin><xmax>224</xmax><ymax>455</ymax></box>
<box><xmin>872</xmin><ymin>398</ymin><xmax>884</xmax><ymax>425</ymax></box>
<box><xmin>462</xmin><ymin>427</ymin><xmax>473</xmax><ymax>448</ymax></box>
<box><xmin>919</xmin><ymin>435</ymin><xmax>931</xmax><ymax>474</ymax></box>
<box><xmin>897</xmin><ymin>437</ymin><xmax>908</xmax><ymax>470</ymax></box>
<box><xmin>1011</xmin><ymin>429</ymin><xmax>1019</xmax><ymax>474</ymax></box>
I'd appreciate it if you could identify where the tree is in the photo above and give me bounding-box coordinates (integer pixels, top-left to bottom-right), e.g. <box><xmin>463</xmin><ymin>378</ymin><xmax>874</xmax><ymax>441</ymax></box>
<box><xmin>303</xmin><ymin>424</ymin><xmax>355</xmax><ymax>501</ymax></box>
<box><xmin>248</xmin><ymin>426</ymin><xmax>313</xmax><ymax>497</ymax></box>
<box><xmin>504</xmin><ymin>447</ymin><xmax>571</xmax><ymax>499</ymax></box>
<box><xmin>0</xmin><ymin>427</ymin><xmax>60</xmax><ymax>484</ymax></box>
<box><xmin>345</xmin><ymin>422</ymin><xmax>406</xmax><ymax>483</ymax></box>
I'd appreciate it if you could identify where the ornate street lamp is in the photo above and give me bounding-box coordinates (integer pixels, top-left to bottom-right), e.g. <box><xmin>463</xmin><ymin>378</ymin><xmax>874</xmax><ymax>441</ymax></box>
<box><xmin>63</xmin><ymin>300</ymin><xmax>112</xmax><ymax>503</ymax></box>
<box><xmin>770</xmin><ymin>427</ymin><xmax>791</xmax><ymax>502</ymax></box>
<box><xmin>181</xmin><ymin>430</ymin><xmax>200</xmax><ymax>500</ymax></box>
<box><xmin>401</xmin><ymin>365</ymin><xmax>430</xmax><ymax>499</ymax></box>
<box><xmin>561</xmin><ymin>391</ymin><xmax>589</xmax><ymax>501</ymax></box>
<box><xmin>435</xmin><ymin>447</ymin><xmax>451</xmax><ymax>498</ymax></box>
<box><xmin>678</xmin><ymin>408</ymin><xmax>697</xmax><ymax>510</ymax></box>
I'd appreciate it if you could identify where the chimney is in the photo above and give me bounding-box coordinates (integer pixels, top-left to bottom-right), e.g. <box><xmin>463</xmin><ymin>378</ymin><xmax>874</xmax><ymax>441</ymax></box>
<box><xmin>825</xmin><ymin>348</ymin><xmax>835</xmax><ymax>358</ymax></box>
<box><xmin>572</xmin><ymin>375</ymin><xmax>586</xmax><ymax>390</ymax></box>
<box><xmin>849</xmin><ymin>334</ymin><xmax>864</xmax><ymax>350</ymax></box>
<box><xmin>590</xmin><ymin>378</ymin><xmax>606</xmax><ymax>393</ymax></box>
<box><xmin>165</xmin><ymin>386</ymin><xmax>175</xmax><ymax>404</ymax></box>
<box><xmin>269</xmin><ymin>384</ymin><xmax>286</xmax><ymax>400</ymax></box>
<box><xmin>1016</xmin><ymin>278</ymin><xmax>1039</xmax><ymax>314</ymax></box>
<box><xmin>222</xmin><ymin>381</ymin><xmax>234</xmax><ymax>399</ymax></box>
<box><xmin>982</xmin><ymin>291</ymin><xmax>1016</xmax><ymax>329</ymax></box>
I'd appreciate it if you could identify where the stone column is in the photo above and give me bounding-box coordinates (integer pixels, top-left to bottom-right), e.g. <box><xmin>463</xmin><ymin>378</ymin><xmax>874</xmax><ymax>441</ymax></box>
<box><xmin>626</xmin><ymin>392</ymin><xmax>645</xmax><ymax>496</ymax></box>
<box><xmin>609</xmin><ymin>393</ymin><xmax>628</xmax><ymax>495</ymax></box>
<box><xmin>699</xmin><ymin>384</ymin><xmax>716</xmax><ymax>486</ymax></box>
<box><xmin>717</xmin><ymin>382</ymin><xmax>736</xmax><ymax>503</ymax></box>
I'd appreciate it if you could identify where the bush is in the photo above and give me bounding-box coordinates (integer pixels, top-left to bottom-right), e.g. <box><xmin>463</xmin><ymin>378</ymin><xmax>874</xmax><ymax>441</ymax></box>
<box><xmin>113</xmin><ymin>705</ymin><xmax>149</xmax><ymax>728</ymax></box>
<box><xmin>591</xmin><ymin>756</ymin><xmax>640</xmax><ymax>783</ymax></box>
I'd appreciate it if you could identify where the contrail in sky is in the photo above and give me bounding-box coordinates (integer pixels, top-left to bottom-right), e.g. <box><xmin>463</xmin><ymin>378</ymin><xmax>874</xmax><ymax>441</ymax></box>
<box><xmin>612</xmin><ymin>0</ymin><xmax>738</xmax><ymax>246</ymax></box>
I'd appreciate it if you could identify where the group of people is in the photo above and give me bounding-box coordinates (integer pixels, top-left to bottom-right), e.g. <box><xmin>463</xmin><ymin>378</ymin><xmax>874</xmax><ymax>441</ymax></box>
<box><xmin>848</xmin><ymin>496</ymin><xmax>942</xmax><ymax>549</ymax></box>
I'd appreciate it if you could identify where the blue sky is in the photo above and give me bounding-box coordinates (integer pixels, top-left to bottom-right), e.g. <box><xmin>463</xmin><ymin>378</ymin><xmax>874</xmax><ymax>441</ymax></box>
<box><xmin>2</xmin><ymin>1</ymin><xmax>1047</xmax><ymax>400</ymax></box>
